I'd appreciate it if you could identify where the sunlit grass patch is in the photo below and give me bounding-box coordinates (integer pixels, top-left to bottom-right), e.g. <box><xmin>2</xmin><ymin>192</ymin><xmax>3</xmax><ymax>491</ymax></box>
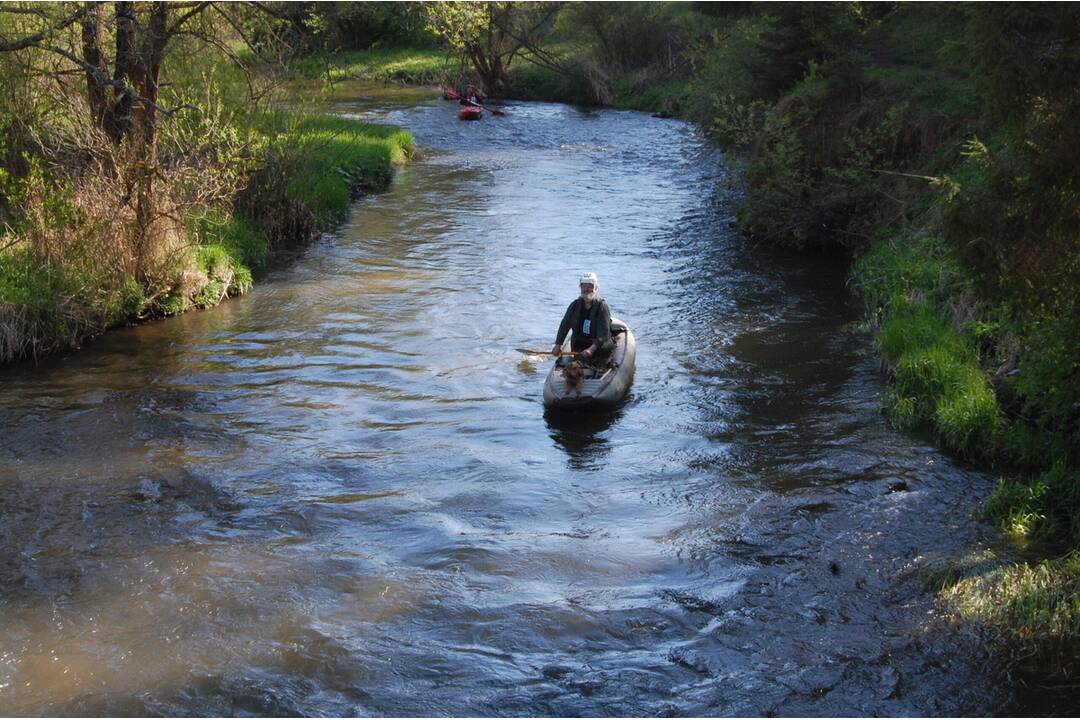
<box><xmin>193</xmin><ymin>244</ymin><xmax>253</xmax><ymax>309</ymax></box>
<box><xmin>236</xmin><ymin>110</ymin><xmax>414</xmax><ymax>223</ymax></box>
<box><xmin>919</xmin><ymin>546</ymin><xmax>1080</xmax><ymax>686</ymax></box>
<box><xmin>193</xmin><ymin>212</ymin><xmax>268</xmax><ymax>273</ymax></box>
<box><xmin>291</xmin><ymin>47</ymin><xmax>452</xmax><ymax>85</ymax></box>
<box><xmin>943</xmin><ymin>551</ymin><xmax>1080</xmax><ymax>677</ymax></box>
<box><xmin>286</xmin><ymin>115</ymin><xmax>414</xmax><ymax>221</ymax></box>
<box><xmin>985</xmin><ymin>463</ymin><xmax>1080</xmax><ymax>545</ymax></box>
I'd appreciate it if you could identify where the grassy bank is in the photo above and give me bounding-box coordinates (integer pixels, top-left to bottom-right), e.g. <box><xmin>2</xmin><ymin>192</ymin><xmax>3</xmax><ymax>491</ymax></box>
<box><xmin>290</xmin><ymin>46</ymin><xmax>453</xmax><ymax>87</ymax></box>
<box><xmin>0</xmin><ymin>112</ymin><xmax>413</xmax><ymax>363</ymax></box>
<box><xmin>852</xmin><ymin>228</ymin><xmax>1080</xmax><ymax>691</ymax></box>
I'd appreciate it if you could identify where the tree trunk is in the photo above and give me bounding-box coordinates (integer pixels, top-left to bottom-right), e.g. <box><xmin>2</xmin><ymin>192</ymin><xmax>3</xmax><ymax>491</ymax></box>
<box><xmin>80</xmin><ymin>2</ymin><xmax>111</xmax><ymax>134</ymax></box>
<box><xmin>110</xmin><ymin>0</ymin><xmax>136</xmax><ymax>143</ymax></box>
<box><xmin>131</xmin><ymin>2</ymin><xmax>170</xmax><ymax>282</ymax></box>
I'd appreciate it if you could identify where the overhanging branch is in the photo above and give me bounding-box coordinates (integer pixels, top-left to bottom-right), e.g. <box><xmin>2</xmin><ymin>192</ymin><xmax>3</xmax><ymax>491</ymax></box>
<box><xmin>0</xmin><ymin>6</ymin><xmax>87</xmax><ymax>52</ymax></box>
<box><xmin>43</xmin><ymin>43</ymin><xmax>178</xmax><ymax>117</ymax></box>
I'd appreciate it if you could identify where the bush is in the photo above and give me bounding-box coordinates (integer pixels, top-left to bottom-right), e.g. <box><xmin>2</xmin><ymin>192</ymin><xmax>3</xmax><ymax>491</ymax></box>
<box><xmin>1012</xmin><ymin>307</ymin><xmax>1080</xmax><ymax>464</ymax></box>
<box><xmin>0</xmin><ymin>250</ymin><xmax>78</xmax><ymax>361</ymax></box>
<box><xmin>112</xmin><ymin>277</ymin><xmax>146</xmax><ymax>325</ymax></box>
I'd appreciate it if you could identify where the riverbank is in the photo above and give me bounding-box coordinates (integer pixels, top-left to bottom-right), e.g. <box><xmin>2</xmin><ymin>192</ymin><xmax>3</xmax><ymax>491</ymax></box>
<box><xmin>0</xmin><ymin>112</ymin><xmax>413</xmax><ymax>365</ymax></box>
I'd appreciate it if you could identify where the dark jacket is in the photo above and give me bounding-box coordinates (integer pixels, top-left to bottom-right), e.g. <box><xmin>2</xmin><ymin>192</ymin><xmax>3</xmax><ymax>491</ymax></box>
<box><xmin>556</xmin><ymin>296</ymin><xmax>613</xmax><ymax>354</ymax></box>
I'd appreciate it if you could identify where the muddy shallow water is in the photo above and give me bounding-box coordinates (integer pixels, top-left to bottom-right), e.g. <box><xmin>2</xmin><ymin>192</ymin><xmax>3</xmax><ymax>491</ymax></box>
<box><xmin>0</xmin><ymin>96</ymin><xmax>1007</xmax><ymax>715</ymax></box>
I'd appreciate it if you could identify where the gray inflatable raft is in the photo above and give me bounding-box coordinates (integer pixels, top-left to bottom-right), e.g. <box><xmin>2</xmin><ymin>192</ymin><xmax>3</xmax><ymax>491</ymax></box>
<box><xmin>543</xmin><ymin>318</ymin><xmax>636</xmax><ymax>408</ymax></box>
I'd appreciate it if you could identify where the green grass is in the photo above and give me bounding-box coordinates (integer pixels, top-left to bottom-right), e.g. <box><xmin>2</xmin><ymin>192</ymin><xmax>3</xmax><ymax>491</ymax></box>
<box><xmin>853</xmin><ymin>232</ymin><xmax>1000</xmax><ymax>456</ymax></box>
<box><xmin>944</xmin><ymin>550</ymin><xmax>1080</xmax><ymax>678</ymax></box>
<box><xmin>285</xmin><ymin>114</ymin><xmax>414</xmax><ymax>221</ymax></box>
<box><xmin>290</xmin><ymin>47</ymin><xmax>452</xmax><ymax>85</ymax></box>
<box><xmin>877</xmin><ymin>308</ymin><xmax>966</xmax><ymax>362</ymax></box>
<box><xmin>194</xmin><ymin>212</ymin><xmax>268</xmax><ymax>273</ymax></box>
<box><xmin>193</xmin><ymin>243</ymin><xmax>253</xmax><ymax>309</ymax></box>
<box><xmin>852</xmin><ymin>232</ymin><xmax>968</xmax><ymax>316</ymax></box>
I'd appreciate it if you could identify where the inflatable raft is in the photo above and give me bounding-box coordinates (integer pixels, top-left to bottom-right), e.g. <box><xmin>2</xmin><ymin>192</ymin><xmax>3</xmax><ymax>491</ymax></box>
<box><xmin>459</xmin><ymin>104</ymin><xmax>483</xmax><ymax>120</ymax></box>
<box><xmin>543</xmin><ymin>318</ymin><xmax>636</xmax><ymax>409</ymax></box>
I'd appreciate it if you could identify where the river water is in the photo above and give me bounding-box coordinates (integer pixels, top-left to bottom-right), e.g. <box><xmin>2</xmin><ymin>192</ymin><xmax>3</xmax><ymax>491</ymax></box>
<box><xmin>1</xmin><ymin>96</ymin><xmax>1007</xmax><ymax>715</ymax></box>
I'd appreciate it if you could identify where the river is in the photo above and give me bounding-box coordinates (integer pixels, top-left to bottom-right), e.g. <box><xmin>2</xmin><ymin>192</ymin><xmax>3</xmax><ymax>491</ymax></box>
<box><xmin>0</xmin><ymin>94</ymin><xmax>1007</xmax><ymax>715</ymax></box>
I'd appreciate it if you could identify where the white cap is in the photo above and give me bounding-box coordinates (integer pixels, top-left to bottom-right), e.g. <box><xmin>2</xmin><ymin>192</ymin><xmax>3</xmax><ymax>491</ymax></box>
<box><xmin>579</xmin><ymin>271</ymin><xmax>598</xmax><ymax>287</ymax></box>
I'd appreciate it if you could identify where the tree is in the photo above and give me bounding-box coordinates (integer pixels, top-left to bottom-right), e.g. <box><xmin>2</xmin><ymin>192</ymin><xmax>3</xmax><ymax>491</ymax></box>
<box><xmin>0</xmin><ymin>2</ymin><xmax>286</xmax><ymax>283</ymax></box>
<box><xmin>424</xmin><ymin>1</ymin><xmax>559</xmax><ymax>94</ymax></box>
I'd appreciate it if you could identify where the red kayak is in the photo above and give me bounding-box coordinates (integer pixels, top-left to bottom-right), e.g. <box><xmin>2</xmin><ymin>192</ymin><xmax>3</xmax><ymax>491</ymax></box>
<box><xmin>459</xmin><ymin>104</ymin><xmax>483</xmax><ymax>121</ymax></box>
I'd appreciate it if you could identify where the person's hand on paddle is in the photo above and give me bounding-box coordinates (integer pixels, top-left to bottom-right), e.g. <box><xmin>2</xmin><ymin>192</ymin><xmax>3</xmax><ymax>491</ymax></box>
<box><xmin>581</xmin><ymin>346</ymin><xmax>594</xmax><ymax>359</ymax></box>
<box><xmin>551</xmin><ymin>344</ymin><xmax>561</xmax><ymax>356</ymax></box>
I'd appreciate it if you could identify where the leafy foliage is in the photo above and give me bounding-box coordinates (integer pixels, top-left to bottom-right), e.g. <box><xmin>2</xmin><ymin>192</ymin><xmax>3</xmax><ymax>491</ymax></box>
<box><xmin>425</xmin><ymin>2</ymin><xmax>558</xmax><ymax>94</ymax></box>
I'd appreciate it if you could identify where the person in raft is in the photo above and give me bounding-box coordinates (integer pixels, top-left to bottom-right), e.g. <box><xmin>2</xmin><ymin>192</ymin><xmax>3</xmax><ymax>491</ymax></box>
<box><xmin>551</xmin><ymin>272</ymin><xmax>613</xmax><ymax>366</ymax></box>
<box><xmin>460</xmin><ymin>85</ymin><xmax>483</xmax><ymax>106</ymax></box>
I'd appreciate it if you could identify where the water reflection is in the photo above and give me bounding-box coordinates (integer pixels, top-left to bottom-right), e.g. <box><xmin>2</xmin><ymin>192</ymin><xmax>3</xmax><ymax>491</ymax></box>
<box><xmin>545</xmin><ymin>406</ymin><xmax>623</xmax><ymax>470</ymax></box>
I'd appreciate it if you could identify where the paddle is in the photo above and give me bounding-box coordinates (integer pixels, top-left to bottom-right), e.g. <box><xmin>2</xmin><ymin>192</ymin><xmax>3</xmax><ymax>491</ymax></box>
<box><xmin>467</xmin><ymin>98</ymin><xmax>506</xmax><ymax>117</ymax></box>
<box><xmin>516</xmin><ymin>348</ymin><xmax>578</xmax><ymax>357</ymax></box>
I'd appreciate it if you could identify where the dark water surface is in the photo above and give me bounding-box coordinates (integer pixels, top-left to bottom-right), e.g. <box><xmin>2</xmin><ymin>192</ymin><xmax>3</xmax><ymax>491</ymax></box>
<box><xmin>1</xmin><ymin>97</ymin><xmax>1005</xmax><ymax>715</ymax></box>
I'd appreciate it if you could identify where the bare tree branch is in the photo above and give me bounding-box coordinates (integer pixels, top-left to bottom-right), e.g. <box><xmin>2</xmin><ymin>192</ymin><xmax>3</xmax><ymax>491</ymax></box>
<box><xmin>168</xmin><ymin>1</ymin><xmax>211</xmax><ymax>35</ymax></box>
<box><xmin>0</xmin><ymin>6</ymin><xmax>87</xmax><ymax>52</ymax></box>
<box><xmin>490</xmin><ymin>5</ymin><xmax>578</xmax><ymax>76</ymax></box>
<box><xmin>42</xmin><ymin>43</ymin><xmax>177</xmax><ymax>117</ymax></box>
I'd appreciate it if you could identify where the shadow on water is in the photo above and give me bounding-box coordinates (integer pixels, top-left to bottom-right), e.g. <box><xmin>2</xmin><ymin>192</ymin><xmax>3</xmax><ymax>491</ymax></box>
<box><xmin>544</xmin><ymin>405</ymin><xmax>623</xmax><ymax>471</ymax></box>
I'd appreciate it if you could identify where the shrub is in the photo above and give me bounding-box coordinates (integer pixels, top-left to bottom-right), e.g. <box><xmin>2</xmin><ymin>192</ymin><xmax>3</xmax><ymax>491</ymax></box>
<box><xmin>113</xmin><ymin>277</ymin><xmax>146</xmax><ymax>325</ymax></box>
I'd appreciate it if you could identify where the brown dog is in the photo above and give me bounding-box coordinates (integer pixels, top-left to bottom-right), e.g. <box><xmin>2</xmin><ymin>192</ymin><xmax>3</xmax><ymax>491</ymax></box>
<box><xmin>563</xmin><ymin>360</ymin><xmax>587</xmax><ymax>395</ymax></box>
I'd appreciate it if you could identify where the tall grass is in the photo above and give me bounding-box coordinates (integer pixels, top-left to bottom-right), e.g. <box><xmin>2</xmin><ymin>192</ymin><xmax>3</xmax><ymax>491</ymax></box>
<box><xmin>285</xmin><ymin>115</ymin><xmax>414</xmax><ymax>220</ymax></box>
<box><xmin>853</xmin><ymin>233</ymin><xmax>1000</xmax><ymax>457</ymax></box>
<box><xmin>941</xmin><ymin>549</ymin><xmax>1080</xmax><ymax>686</ymax></box>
